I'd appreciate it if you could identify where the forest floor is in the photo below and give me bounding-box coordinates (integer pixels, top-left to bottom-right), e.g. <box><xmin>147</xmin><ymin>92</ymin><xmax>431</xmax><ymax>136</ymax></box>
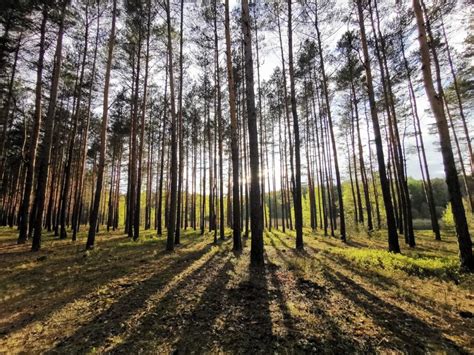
<box><xmin>0</xmin><ymin>226</ymin><xmax>473</xmax><ymax>354</ymax></box>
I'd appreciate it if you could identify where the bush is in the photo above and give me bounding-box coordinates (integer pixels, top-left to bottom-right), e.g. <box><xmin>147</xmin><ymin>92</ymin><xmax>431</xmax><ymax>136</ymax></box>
<box><xmin>441</xmin><ymin>203</ymin><xmax>455</xmax><ymax>231</ymax></box>
<box><xmin>441</xmin><ymin>200</ymin><xmax>474</xmax><ymax>231</ymax></box>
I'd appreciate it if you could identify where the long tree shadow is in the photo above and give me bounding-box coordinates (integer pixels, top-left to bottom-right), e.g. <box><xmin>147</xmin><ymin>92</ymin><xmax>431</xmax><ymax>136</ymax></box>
<box><xmin>322</xmin><ymin>269</ymin><xmax>466</xmax><ymax>353</ymax></box>
<box><xmin>267</xmin><ymin>238</ymin><xmax>370</xmax><ymax>352</ymax></box>
<box><xmin>0</xmin><ymin>235</ymin><xmax>203</xmax><ymax>339</ymax></box>
<box><xmin>46</xmin><ymin>241</ymin><xmax>225</xmax><ymax>353</ymax></box>
<box><xmin>319</xmin><ymin>251</ymin><xmax>471</xmax><ymax>345</ymax></box>
<box><xmin>263</xmin><ymin>259</ymin><xmax>300</xmax><ymax>348</ymax></box>
<box><xmin>322</xmin><ymin>251</ymin><xmax>455</xmax><ymax>310</ymax></box>
<box><xmin>270</xmin><ymin>231</ymin><xmax>312</xmax><ymax>258</ymax></box>
<box><xmin>218</xmin><ymin>263</ymin><xmax>275</xmax><ymax>353</ymax></box>
<box><xmin>113</xmin><ymin>233</ymin><xmax>250</xmax><ymax>353</ymax></box>
<box><xmin>269</xmin><ymin>230</ymin><xmax>294</xmax><ymax>250</ymax></box>
<box><xmin>166</xmin><ymin>258</ymin><xmax>236</xmax><ymax>353</ymax></box>
<box><xmin>0</xmin><ymin>233</ymin><xmax>128</xmax><ymax>269</ymax></box>
<box><xmin>109</xmin><ymin>254</ymin><xmax>236</xmax><ymax>353</ymax></box>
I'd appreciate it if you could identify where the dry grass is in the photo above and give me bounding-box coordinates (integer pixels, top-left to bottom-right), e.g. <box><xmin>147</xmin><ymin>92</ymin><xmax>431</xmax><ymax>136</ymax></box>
<box><xmin>0</xmin><ymin>225</ymin><xmax>472</xmax><ymax>353</ymax></box>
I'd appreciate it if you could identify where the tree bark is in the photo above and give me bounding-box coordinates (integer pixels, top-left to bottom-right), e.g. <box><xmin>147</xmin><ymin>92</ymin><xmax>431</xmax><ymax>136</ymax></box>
<box><xmin>287</xmin><ymin>0</ymin><xmax>304</xmax><ymax>249</ymax></box>
<box><xmin>135</xmin><ymin>0</ymin><xmax>152</xmax><ymax>241</ymax></box>
<box><xmin>165</xmin><ymin>0</ymin><xmax>179</xmax><ymax>252</ymax></box>
<box><xmin>413</xmin><ymin>0</ymin><xmax>472</xmax><ymax>270</ymax></box>
<box><xmin>224</xmin><ymin>0</ymin><xmax>241</xmax><ymax>251</ymax></box>
<box><xmin>242</xmin><ymin>0</ymin><xmax>264</xmax><ymax>266</ymax></box>
<box><xmin>86</xmin><ymin>0</ymin><xmax>117</xmax><ymax>249</ymax></box>
<box><xmin>31</xmin><ymin>1</ymin><xmax>67</xmax><ymax>251</ymax></box>
<box><xmin>356</xmin><ymin>0</ymin><xmax>400</xmax><ymax>252</ymax></box>
<box><xmin>17</xmin><ymin>7</ymin><xmax>48</xmax><ymax>244</ymax></box>
<box><xmin>312</xmin><ymin>0</ymin><xmax>346</xmax><ymax>241</ymax></box>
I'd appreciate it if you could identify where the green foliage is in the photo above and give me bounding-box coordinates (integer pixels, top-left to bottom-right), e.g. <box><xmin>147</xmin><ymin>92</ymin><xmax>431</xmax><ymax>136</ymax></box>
<box><xmin>408</xmin><ymin>178</ymin><xmax>449</xmax><ymax>220</ymax></box>
<box><xmin>441</xmin><ymin>203</ymin><xmax>455</xmax><ymax>231</ymax></box>
<box><xmin>327</xmin><ymin>247</ymin><xmax>459</xmax><ymax>279</ymax></box>
<box><xmin>442</xmin><ymin>201</ymin><xmax>474</xmax><ymax>232</ymax></box>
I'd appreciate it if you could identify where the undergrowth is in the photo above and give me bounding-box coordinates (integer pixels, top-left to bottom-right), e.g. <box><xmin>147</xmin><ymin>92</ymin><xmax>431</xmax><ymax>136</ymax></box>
<box><xmin>325</xmin><ymin>247</ymin><xmax>460</xmax><ymax>279</ymax></box>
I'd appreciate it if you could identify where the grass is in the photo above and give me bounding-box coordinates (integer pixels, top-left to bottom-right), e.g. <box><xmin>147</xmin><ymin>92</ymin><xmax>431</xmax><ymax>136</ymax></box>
<box><xmin>0</xmin><ymin>225</ymin><xmax>473</xmax><ymax>353</ymax></box>
<box><xmin>325</xmin><ymin>247</ymin><xmax>459</xmax><ymax>278</ymax></box>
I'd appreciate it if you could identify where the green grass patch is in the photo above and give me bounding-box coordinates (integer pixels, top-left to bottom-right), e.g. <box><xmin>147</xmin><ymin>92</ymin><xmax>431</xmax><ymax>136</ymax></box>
<box><xmin>326</xmin><ymin>247</ymin><xmax>460</xmax><ymax>279</ymax></box>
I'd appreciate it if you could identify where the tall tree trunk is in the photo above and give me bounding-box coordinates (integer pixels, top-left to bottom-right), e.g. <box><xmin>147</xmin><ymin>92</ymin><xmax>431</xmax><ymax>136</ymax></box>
<box><xmin>346</xmin><ymin>127</ymin><xmax>358</xmax><ymax>224</ymax></box>
<box><xmin>213</xmin><ymin>0</ymin><xmax>225</xmax><ymax>240</ymax></box>
<box><xmin>86</xmin><ymin>0</ymin><xmax>117</xmax><ymax>249</ymax></box>
<box><xmin>145</xmin><ymin>111</ymin><xmax>153</xmax><ymax>230</ymax></box>
<box><xmin>312</xmin><ymin>0</ymin><xmax>346</xmax><ymax>241</ymax></box>
<box><xmin>72</xmin><ymin>3</ymin><xmax>100</xmax><ymax>241</ymax></box>
<box><xmin>413</xmin><ymin>0</ymin><xmax>472</xmax><ymax>270</ymax></box>
<box><xmin>135</xmin><ymin>1</ymin><xmax>152</xmax><ymax>240</ymax></box>
<box><xmin>444</xmin><ymin>99</ymin><xmax>473</xmax><ymax>213</ymax></box>
<box><xmin>350</xmin><ymin>95</ymin><xmax>363</xmax><ymax>224</ymax></box>
<box><xmin>165</xmin><ymin>0</ymin><xmax>179</xmax><ymax>251</ymax></box>
<box><xmin>287</xmin><ymin>0</ymin><xmax>304</xmax><ymax>249</ymax></box>
<box><xmin>356</xmin><ymin>0</ymin><xmax>399</xmax><ymax>252</ymax></box>
<box><xmin>200</xmin><ymin>99</ymin><xmax>206</xmax><ymax>235</ymax></box>
<box><xmin>242</xmin><ymin>61</ymin><xmax>250</xmax><ymax>238</ymax></box>
<box><xmin>60</xmin><ymin>5</ymin><xmax>90</xmax><ymax>239</ymax></box>
<box><xmin>242</xmin><ymin>0</ymin><xmax>263</xmax><ymax>265</ymax></box>
<box><xmin>352</xmin><ymin>82</ymin><xmax>373</xmax><ymax>231</ymax></box>
<box><xmin>224</xmin><ymin>0</ymin><xmax>241</xmax><ymax>251</ymax></box>
<box><xmin>184</xmin><ymin>146</ymin><xmax>189</xmax><ymax>229</ymax></box>
<box><xmin>305</xmin><ymin>93</ymin><xmax>317</xmax><ymax>230</ymax></box>
<box><xmin>408</xmin><ymin>69</ymin><xmax>441</xmax><ymax>240</ymax></box>
<box><xmin>130</xmin><ymin>31</ymin><xmax>142</xmax><ymax>240</ymax></box>
<box><xmin>253</xmin><ymin>6</ymin><xmax>267</xmax><ymax>230</ymax></box>
<box><xmin>31</xmin><ymin>2</ymin><xmax>67</xmax><ymax>251</ymax></box>
<box><xmin>276</xmin><ymin>5</ymin><xmax>296</xmax><ymax>206</ymax></box>
<box><xmin>371</xmin><ymin>0</ymin><xmax>415</xmax><ymax>246</ymax></box>
<box><xmin>17</xmin><ymin>8</ymin><xmax>48</xmax><ymax>244</ymax></box>
<box><xmin>107</xmin><ymin>146</ymin><xmax>116</xmax><ymax>232</ymax></box>
<box><xmin>157</xmin><ymin>60</ymin><xmax>168</xmax><ymax>236</ymax></box>
<box><xmin>0</xmin><ymin>31</ymin><xmax>21</xmax><ymax>177</ymax></box>
<box><xmin>349</xmin><ymin>98</ymin><xmax>363</xmax><ymax>224</ymax></box>
<box><xmin>440</xmin><ymin>15</ymin><xmax>473</xmax><ymax>187</ymax></box>
<box><xmin>174</xmin><ymin>0</ymin><xmax>185</xmax><ymax>244</ymax></box>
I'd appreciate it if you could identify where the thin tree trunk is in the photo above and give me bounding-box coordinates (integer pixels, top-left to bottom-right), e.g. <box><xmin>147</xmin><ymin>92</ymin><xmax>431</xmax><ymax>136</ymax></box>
<box><xmin>352</xmin><ymin>82</ymin><xmax>373</xmax><ymax>231</ymax></box>
<box><xmin>72</xmin><ymin>4</ymin><xmax>100</xmax><ymax>240</ymax></box>
<box><xmin>350</xmin><ymin>94</ymin><xmax>363</xmax><ymax>224</ymax></box>
<box><xmin>440</xmin><ymin>15</ymin><xmax>473</xmax><ymax>186</ymax></box>
<box><xmin>86</xmin><ymin>0</ymin><xmax>117</xmax><ymax>249</ymax></box>
<box><xmin>312</xmin><ymin>0</ymin><xmax>345</xmax><ymax>241</ymax></box>
<box><xmin>157</xmin><ymin>61</ymin><xmax>168</xmax><ymax>236</ymax></box>
<box><xmin>214</xmin><ymin>0</ymin><xmax>225</xmax><ymax>240</ymax></box>
<box><xmin>356</xmin><ymin>0</ymin><xmax>399</xmax><ymax>252</ymax></box>
<box><xmin>372</xmin><ymin>0</ymin><xmax>415</xmax><ymax>246</ymax></box>
<box><xmin>276</xmin><ymin>5</ymin><xmax>296</xmax><ymax>204</ymax></box>
<box><xmin>135</xmin><ymin>1</ymin><xmax>152</xmax><ymax>240</ymax></box>
<box><xmin>0</xmin><ymin>31</ymin><xmax>22</xmax><ymax>177</ymax></box>
<box><xmin>174</xmin><ymin>0</ymin><xmax>185</xmax><ymax>244</ymax></box>
<box><xmin>31</xmin><ymin>2</ymin><xmax>67</xmax><ymax>251</ymax></box>
<box><xmin>225</xmin><ymin>0</ymin><xmax>241</xmax><ymax>250</ymax></box>
<box><xmin>287</xmin><ymin>0</ymin><xmax>304</xmax><ymax>249</ymax></box>
<box><xmin>165</xmin><ymin>0</ymin><xmax>179</xmax><ymax>251</ymax></box>
<box><xmin>60</xmin><ymin>6</ymin><xmax>90</xmax><ymax>239</ymax></box>
<box><xmin>17</xmin><ymin>8</ymin><xmax>47</xmax><ymax>244</ymax></box>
